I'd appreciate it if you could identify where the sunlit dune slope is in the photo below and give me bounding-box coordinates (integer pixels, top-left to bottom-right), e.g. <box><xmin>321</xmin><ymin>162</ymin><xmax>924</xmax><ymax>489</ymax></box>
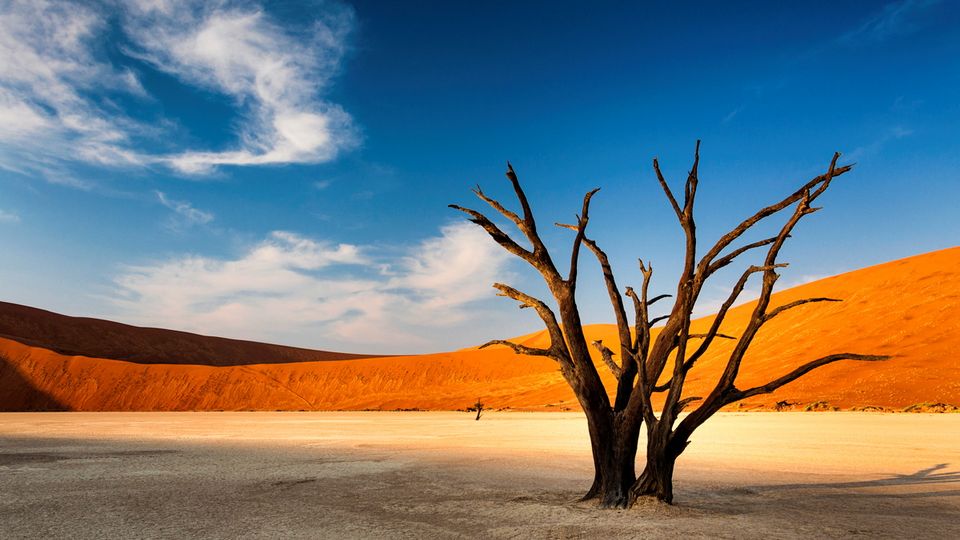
<box><xmin>1</xmin><ymin>247</ymin><xmax>957</xmax><ymax>411</ymax></box>
<box><xmin>0</xmin><ymin>338</ymin><xmax>561</xmax><ymax>411</ymax></box>
<box><xmin>0</xmin><ymin>301</ymin><xmax>377</xmax><ymax>366</ymax></box>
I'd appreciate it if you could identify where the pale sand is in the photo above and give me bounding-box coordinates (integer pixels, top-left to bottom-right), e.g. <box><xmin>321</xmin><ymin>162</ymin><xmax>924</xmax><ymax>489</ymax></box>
<box><xmin>0</xmin><ymin>412</ymin><xmax>958</xmax><ymax>539</ymax></box>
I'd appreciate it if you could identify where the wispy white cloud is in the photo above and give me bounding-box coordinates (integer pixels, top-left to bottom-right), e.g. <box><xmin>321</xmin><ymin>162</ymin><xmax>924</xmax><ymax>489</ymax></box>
<box><xmin>0</xmin><ymin>209</ymin><xmax>20</xmax><ymax>223</ymax></box>
<box><xmin>0</xmin><ymin>0</ymin><xmax>356</xmax><ymax>183</ymax></box>
<box><xmin>721</xmin><ymin>106</ymin><xmax>743</xmax><ymax>124</ymax></box>
<box><xmin>156</xmin><ymin>191</ymin><xmax>214</xmax><ymax>230</ymax></box>
<box><xmin>847</xmin><ymin>126</ymin><xmax>913</xmax><ymax>162</ymax></box>
<box><xmin>121</xmin><ymin>1</ymin><xmax>356</xmax><ymax>174</ymax></box>
<box><xmin>107</xmin><ymin>222</ymin><xmax>512</xmax><ymax>352</ymax></box>
<box><xmin>839</xmin><ymin>0</ymin><xmax>941</xmax><ymax>45</ymax></box>
<box><xmin>0</xmin><ymin>0</ymin><xmax>150</xmax><ymax>178</ymax></box>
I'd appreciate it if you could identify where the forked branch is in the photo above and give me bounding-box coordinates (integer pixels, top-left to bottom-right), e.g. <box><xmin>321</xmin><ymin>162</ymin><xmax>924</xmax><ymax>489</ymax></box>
<box><xmin>697</xmin><ymin>153</ymin><xmax>850</xmax><ymax>273</ymax></box>
<box><xmin>492</xmin><ymin>282</ymin><xmax>569</xmax><ymax>362</ymax></box>
<box><xmin>567</xmin><ymin>188</ymin><xmax>602</xmax><ymax>284</ymax></box>
<box><xmin>707</xmin><ymin>236</ymin><xmax>783</xmax><ymax>275</ymax></box>
<box><xmin>592</xmin><ymin>340</ymin><xmax>623</xmax><ymax>378</ymax></box>
<box><xmin>684</xmin><ymin>263</ymin><xmax>785</xmax><ymax>369</ymax></box>
<box><xmin>448</xmin><ymin>204</ymin><xmax>535</xmax><ymax>264</ymax></box>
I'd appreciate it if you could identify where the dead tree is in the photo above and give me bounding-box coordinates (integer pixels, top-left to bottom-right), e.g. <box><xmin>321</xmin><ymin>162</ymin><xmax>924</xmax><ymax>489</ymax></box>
<box><xmin>451</xmin><ymin>141</ymin><xmax>888</xmax><ymax>507</ymax></box>
<box><xmin>475</xmin><ymin>398</ymin><xmax>484</xmax><ymax>420</ymax></box>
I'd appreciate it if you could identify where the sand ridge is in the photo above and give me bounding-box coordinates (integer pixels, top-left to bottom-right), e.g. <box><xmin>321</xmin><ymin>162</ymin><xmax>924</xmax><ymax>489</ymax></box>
<box><xmin>0</xmin><ymin>301</ymin><xmax>380</xmax><ymax>366</ymax></box>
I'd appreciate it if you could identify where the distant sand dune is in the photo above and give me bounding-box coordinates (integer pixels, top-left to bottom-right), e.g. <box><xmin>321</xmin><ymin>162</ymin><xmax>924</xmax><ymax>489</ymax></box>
<box><xmin>1</xmin><ymin>247</ymin><xmax>958</xmax><ymax>411</ymax></box>
<box><xmin>0</xmin><ymin>301</ymin><xmax>379</xmax><ymax>366</ymax></box>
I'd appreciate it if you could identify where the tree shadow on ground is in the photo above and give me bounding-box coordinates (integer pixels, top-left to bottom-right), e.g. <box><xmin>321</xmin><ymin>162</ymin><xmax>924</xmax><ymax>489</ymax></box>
<box><xmin>746</xmin><ymin>463</ymin><xmax>960</xmax><ymax>499</ymax></box>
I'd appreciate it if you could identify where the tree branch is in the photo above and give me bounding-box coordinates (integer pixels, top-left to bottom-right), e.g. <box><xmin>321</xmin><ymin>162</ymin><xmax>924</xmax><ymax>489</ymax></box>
<box><xmin>707</xmin><ymin>177</ymin><xmax>834</xmax><ymax>399</ymax></box>
<box><xmin>649</xmin><ymin>315</ymin><xmax>670</xmax><ymax>327</ymax></box>
<box><xmin>579</xmin><ymin>238</ymin><xmax>632</xmax><ymax>353</ymax></box>
<box><xmin>651</xmin><ymin>334</ymin><xmax>737</xmax><ymax>391</ymax></box>
<box><xmin>684</xmin><ymin>264</ymin><xmax>782</xmax><ymax>370</ymax></box>
<box><xmin>555</xmin><ymin>223</ymin><xmax>636</xmax><ymax>409</ymax></box>
<box><xmin>628</xmin><ymin>259</ymin><xmax>658</xmax><ymax>352</ymax></box>
<box><xmin>472</xmin><ymin>186</ymin><xmax>523</xmax><ymax>230</ymax></box>
<box><xmin>675</xmin><ymin>396</ymin><xmax>702</xmax><ymax>415</ymax></box>
<box><xmin>689</xmin><ymin>333</ymin><xmax>736</xmax><ymax>340</ymax></box>
<box><xmin>682</xmin><ymin>140</ymin><xmax>701</xmax><ymax>215</ymax></box>
<box><xmin>569</xmin><ymin>234</ymin><xmax>637</xmax><ymax>406</ymax></box>
<box><xmin>706</xmin><ymin>236</ymin><xmax>783</xmax><ymax>276</ymax></box>
<box><xmin>503</xmin><ymin>164</ymin><xmax>560</xmax><ymax>278</ymax></box>
<box><xmin>625</xmin><ymin>287</ymin><xmax>643</xmax><ymax>341</ymax></box>
<box><xmin>653</xmin><ymin>158</ymin><xmax>683</xmax><ymax>220</ymax></box>
<box><xmin>651</xmin><ymin>381</ymin><xmax>671</xmax><ymax>393</ymax></box>
<box><xmin>449</xmin><ymin>204</ymin><xmax>535</xmax><ymax>264</ymax></box>
<box><xmin>591</xmin><ymin>340</ymin><xmax>623</xmax><ymax>378</ymax></box>
<box><xmin>647</xmin><ymin>294</ymin><xmax>672</xmax><ymax>306</ymax></box>
<box><xmin>480</xmin><ymin>340</ymin><xmax>555</xmax><ymax>358</ymax></box>
<box><xmin>697</xmin><ymin>155</ymin><xmax>852</xmax><ymax>271</ymax></box>
<box><xmin>492</xmin><ymin>282</ymin><xmax>569</xmax><ymax>362</ymax></box>
<box><xmin>729</xmin><ymin>354</ymin><xmax>891</xmax><ymax>402</ymax></box>
<box><xmin>567</xmin><ymin>188</ymin><xmax>601</xmax><ymax>284</ymax></box>
<box><xmin>460</xmin><ymin>163</ymin><xmax>562</xmax><ymax>281</ymax></box>
<box><xmin>505</xmin><ymin>162</ymin><xmax>536</xmax><ymax>230</ymax></box>
<box><xmin>764</xmin><ymin>297</ymin><xmax>841</xmax><ymax>322</ymax></box>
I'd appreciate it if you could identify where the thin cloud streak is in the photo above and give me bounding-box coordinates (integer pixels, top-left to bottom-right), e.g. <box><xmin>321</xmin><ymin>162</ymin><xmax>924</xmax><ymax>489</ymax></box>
<box><xmin>839</xmin><ymin>0</ymin><xmax>942</xmax><ymax>45</ymax></box>
<box><xmin>847</xmin><ymin>126</ymin><xmax>913</xmax><ymax>162</ymax></box>
<box><xmin>721</xmin><ymin>106</ymin><xmax>743</xmax><ymax>124</ymax></box>
<box><xmin>0</xmin><ymin>209</ymin><xmax>20</xmax><ymax>223</ymax></box>
<box><xmin>156</xmin><ymin>191</ymin><xmax>214</xmax><ymax>230</ymax></box>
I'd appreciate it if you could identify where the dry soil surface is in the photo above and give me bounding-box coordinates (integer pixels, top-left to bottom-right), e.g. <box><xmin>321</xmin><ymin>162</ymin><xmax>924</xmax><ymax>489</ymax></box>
<box><xmin>1</xmin><ymin>412</ymin><xmax>958</xmax><ymax>539</ymax></box>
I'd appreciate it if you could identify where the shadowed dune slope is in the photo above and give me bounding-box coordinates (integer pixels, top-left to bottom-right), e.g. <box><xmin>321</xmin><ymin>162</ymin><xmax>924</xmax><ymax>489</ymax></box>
<box><xmin>0</xmin><ymin>247</ymin><xmax>957</xmax><ymax>411</ymax></box>
<box><xmin>0</xmin><ymin>301</ymin><xmax>379</xmax><ymax>366</ymax></box>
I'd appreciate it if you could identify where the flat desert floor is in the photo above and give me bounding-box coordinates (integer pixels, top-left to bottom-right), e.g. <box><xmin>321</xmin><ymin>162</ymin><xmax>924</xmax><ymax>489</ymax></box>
<box><xmin>1</xmin><ymin>412</ymin><xmax>958</xmax><ymax>539</ymax></box>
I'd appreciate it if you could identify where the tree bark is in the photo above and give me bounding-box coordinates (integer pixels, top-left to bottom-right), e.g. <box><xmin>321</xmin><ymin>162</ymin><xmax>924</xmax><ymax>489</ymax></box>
<box><xmin>581</xmin><ymin>412</ymin><xmax>642</xmax><ymax>508</ymax></box>
<box><xmin>632</xmin><ymin>432</ymin><xmax>685</xmax><ymax>504</ymax></box>
<box><xmin>633</xmin><ymin>455</ymin><xmax>677</xmax><ymax>504</ymax></box>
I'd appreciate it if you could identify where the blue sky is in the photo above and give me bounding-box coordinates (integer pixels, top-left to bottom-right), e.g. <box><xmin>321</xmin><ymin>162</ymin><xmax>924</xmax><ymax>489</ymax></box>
<box><xmin>0</xmin><ymin>0</ymin><xmax>957</xmax><ymax>354</ymax></box>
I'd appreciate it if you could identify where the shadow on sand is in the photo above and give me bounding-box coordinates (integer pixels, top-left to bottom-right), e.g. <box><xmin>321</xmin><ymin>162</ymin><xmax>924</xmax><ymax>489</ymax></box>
<box><xmin>747</xmin><ymin>463</ymin><xmax>960</xmax><ymax>499</ymax></box>
<box><xmin>0</xmin><ymin>353</ymin><xmax>70</xmax><ymax>411</ymax></box>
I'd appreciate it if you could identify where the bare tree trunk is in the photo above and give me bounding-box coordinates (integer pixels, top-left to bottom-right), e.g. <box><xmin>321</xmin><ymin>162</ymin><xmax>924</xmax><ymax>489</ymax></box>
<box><xmin>634</xmin><ymin>454</ymin><xmax>677</xmax><ymax>503</ymax></box>
<box><xmin>632</xmin><ymin>429</ymin><xmax>686</xmax><ymax>503</ymax></box>
<box><xmin>580</xmin><ymin>412</ymin><xmax>641</xmax><ymax>508</ymax></box>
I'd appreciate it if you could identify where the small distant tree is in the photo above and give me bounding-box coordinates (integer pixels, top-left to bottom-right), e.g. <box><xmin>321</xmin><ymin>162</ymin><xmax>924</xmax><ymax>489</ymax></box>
<box><xmin>451</xmin><ymin>142</ymin><xmax>888</xmax><ymax>507</ymax></box>
<box><xmin>474</xmin><ymin>398</ymin><xmax>485</xmax><ymax>420</ymax></box>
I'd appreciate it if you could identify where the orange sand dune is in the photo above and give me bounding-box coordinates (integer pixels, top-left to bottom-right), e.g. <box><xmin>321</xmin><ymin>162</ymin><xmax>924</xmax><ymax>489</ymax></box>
<box><xmin>1</xmin><ymin>247</ymin><xmax>958</xmax><ymax>411</ymax></box>
<box><xmin>0</xmin><ymin>301</ymin><xmax>378</xmax><ymax>366</ymax></box>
